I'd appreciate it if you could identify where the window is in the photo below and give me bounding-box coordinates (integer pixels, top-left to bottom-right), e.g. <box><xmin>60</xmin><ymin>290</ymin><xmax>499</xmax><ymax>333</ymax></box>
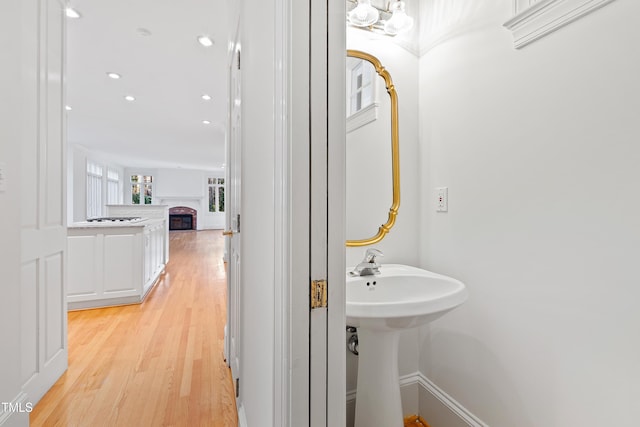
<box><xmin>107</xmin><ymin>169</ymin><xmax>120</xmax><ymax>205</ymax></box>
<box><xmin>346</xmin><ymin>57</ymin><xmax>378</xmax><ymax>132</ymax></box>
<box><xmin>87</xmin><ymin>162</ymin><xmax>103</xmax><ymax>218</ymax></box>
<box><xmin>348</xmin><ymin>59</ymin><xmax>375</xmax><ymax>116</ymax></box>
<box><xmin>131</xmin><ymin>175</ymin><xmax>153</xmax><ymax>205</ymax></box>
<box><xmin>208</xmin><ymin>178</ymin><xmax>225</xmax><ymax>213</ymax></box>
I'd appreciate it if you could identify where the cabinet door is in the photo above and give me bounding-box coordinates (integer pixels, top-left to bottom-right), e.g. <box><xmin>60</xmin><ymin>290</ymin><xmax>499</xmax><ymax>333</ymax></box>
<box><xmin>104</xmin><ymin>234</ymin><xmax>137</xmax><ymax>293</ymax></box>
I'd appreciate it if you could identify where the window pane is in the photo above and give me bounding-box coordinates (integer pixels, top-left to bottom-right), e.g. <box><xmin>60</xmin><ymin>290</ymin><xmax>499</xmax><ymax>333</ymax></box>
<box><xmin>362</xmin><ymin>61</ymin><xmax>374</xmax><ymax>86</ymax></box>
<box><xmin>361</xmin><ymin>84</ymin><xmax>373</xmax><ymax>109</ymax></box>
<box><xmin>351</xmin><ymin>62</ymin><xmax>363</xmax><ymax>91</ymax></box>
<box><xmin>87</xmin><ymin>162</ymin><xmax>103</xmax><ymax>176</ymax></box>
<box><xmin>132</xmin><ymin>184</ymin><xmax>140</xmax><ymax>204</ymax></box>
<box><xmin>219</xmin><ymin>178</ymin><xmax>225</xmax><ymax>185</ymax></box>
<box><xmin>131</xmin><ymin>175</ymin><xmax>139</xmax><ymax>183</ymax></box>
<box><xmin>144</xmin><ymin>184</ymin><xmax>152</xmax><ymax>204</ymax></box>
<box><xmin>209</xmin><ymin>187</ymin><xmax>215</xmax><ymax>212</ymax></box>
<box><xmin>208</xmin><ymin>178</ymin><xmax>215</xmax><ymax>185</ymax></box>
<box><xmin>87</xmin><ymin>174</ymin><xmax>103</xmax><ymax>218</ymax></box>
<box><xmin>108</xmin><ymin>169</ymin><xmax>119</xmax><ymax>181</ymax></box>
<box><xmin>143</xmin><ymin>175</ymin><xmax>153</xmax><ymax>183</ymax></box>
<box><xmin>107</xmin><ymin>180</ymin><xmax>119</xmax><ymax>205</ymax></box>
<box><xmin>218</xmin><ymin>186</ymin><xmax>225</xmax><ymax>212</ymax></box>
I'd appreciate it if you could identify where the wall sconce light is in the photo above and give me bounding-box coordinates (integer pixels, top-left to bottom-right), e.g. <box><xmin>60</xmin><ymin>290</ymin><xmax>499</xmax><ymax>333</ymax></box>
<box><xmin>347</xmin><ymin>0</ymin><xmax>380</xmax><ymax>27</ymax></box>
<box><xmin>347</xmin><ymin>0</ymin><xmax>414</xmax><ymax>36</ymax></box>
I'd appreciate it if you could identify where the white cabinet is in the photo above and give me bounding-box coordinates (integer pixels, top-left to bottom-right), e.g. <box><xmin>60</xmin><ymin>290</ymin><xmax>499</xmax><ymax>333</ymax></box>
<box><xmin>107</xmin><ymin>205</ymin><xmax>169</xmax><ymax>264</ymax></box>
<box><xmin>67</xmin><ymin>219</ymin><xmax>167</xmax><ymax>310</ymax></box>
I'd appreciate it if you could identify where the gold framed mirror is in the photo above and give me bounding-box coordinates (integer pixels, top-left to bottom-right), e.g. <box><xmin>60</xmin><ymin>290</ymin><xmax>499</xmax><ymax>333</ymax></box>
<box><xmin>346</xmin><ymin>50</ymin><xmax>400</xmax><ymax>247</ymax></box>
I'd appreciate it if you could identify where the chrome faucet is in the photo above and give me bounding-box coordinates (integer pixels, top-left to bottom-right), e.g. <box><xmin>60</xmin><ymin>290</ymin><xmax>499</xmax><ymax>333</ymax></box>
<box><xmin>351</xmin><ymin>248</ymin><xmax>383</xmax><ymax>276</ymax></box>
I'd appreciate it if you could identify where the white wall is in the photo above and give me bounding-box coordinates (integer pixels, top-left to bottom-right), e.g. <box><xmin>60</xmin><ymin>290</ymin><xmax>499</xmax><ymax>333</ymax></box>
<box><xmin>417</xmin><ymin>0</ymin><xmax>640</xmax><ymax>425</ymax></box>
<box><xmin>69</xmin><ymin>156</ymin><xmax>226</xmax><ymax>228</ymax></box>
<box><xmin>122</xmin><ymin>167</ymin><xmax>225</xmax><ymax>230</ymax></box>
<box><xmin>68</xmin><ymin>145</ymin><xmax>125</xmax><ymax>222</ymax></box>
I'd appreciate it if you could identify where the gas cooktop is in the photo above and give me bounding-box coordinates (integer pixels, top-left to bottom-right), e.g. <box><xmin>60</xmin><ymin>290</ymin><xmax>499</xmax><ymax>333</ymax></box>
<box><xmin>86</xmin><ymin>217</ymin><xmax>143</xmax><ymax>222</ymax></box>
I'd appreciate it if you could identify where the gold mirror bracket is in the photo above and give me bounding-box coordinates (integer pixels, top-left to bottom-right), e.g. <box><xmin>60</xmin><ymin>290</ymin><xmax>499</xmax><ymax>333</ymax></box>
<box><xmin>345</xmin><ymin>50</ymin><xmax>400</xmax><ymax>247</ymax></box>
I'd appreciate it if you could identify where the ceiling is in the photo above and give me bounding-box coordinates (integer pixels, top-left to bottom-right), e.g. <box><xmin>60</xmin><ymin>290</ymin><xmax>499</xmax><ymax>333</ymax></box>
<box><xmin>66</xmin><ymin>0</ymin><xmax>229</xmax><ymax>171</ymax></box>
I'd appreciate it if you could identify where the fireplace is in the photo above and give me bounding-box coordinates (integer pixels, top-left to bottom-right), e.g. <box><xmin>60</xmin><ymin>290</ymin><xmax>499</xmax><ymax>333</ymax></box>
<box><xmin>170</xmin><ymin>214</ymin><xmax>192</xmax><ymax>230</ymax></box>
<box><xmin>168</xmin><ymin>206</ymin><xmax>197</xmax><ymax>231</ymax></box>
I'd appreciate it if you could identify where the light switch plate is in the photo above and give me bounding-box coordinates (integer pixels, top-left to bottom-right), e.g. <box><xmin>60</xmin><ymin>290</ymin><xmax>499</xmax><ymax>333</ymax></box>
<box><xmin>0</xmin><ymin>162</ymin><xmax>6</xmax><ymax>193</ymax></box>
<box><xmin>436</xmin><ymin>187</ymin><xmax>448</xmax><ymax>212</ymax></box>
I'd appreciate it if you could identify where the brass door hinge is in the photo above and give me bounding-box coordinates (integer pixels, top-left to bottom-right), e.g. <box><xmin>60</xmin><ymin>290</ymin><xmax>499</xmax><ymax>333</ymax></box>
<box><xmin>311</xmin><ymin>279</ymin><xmax>327</xmax><ymax>309</ymax></box>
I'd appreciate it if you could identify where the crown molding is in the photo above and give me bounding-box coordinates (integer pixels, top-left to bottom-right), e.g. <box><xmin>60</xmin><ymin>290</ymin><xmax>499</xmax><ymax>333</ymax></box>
<box><xmin>504</xmin><ymin>0</ymin><xmax>618</xmax><ymax>48</ymax></box>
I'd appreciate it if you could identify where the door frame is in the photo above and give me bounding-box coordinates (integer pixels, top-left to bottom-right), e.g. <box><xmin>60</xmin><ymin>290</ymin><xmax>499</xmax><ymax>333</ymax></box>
<box><xmin>278</xmin><ymin>0</ymin><xmax>346</xmax><ymax>424</ymax></box>
<box><xmin>226</xmin><ymin>0</ymin><xmax>345</xmax><ymax>424</ymax></box>
<box><xmin>326</xmin><ymin>0</ymin><xmax>347</xmax><ymax>424</ymax></box>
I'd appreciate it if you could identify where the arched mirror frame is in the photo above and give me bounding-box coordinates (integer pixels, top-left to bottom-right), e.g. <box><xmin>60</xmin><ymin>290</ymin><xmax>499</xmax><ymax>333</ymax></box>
<box><xmin>346</xmin><ymin>50</ymin><xmax>400</xmax><ymax>247</ymax></box>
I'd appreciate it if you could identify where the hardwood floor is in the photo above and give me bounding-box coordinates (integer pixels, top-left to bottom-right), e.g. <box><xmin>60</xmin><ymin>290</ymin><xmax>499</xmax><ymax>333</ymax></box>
<box><xmin>404</xmin><ymin>415</ymin><xmax>431</xmax><ymax>427</ymax></box>
<box><xmin>31</xmin><ymin>230</ymin><xmax>238</xmax><ymax>427</ymax></box>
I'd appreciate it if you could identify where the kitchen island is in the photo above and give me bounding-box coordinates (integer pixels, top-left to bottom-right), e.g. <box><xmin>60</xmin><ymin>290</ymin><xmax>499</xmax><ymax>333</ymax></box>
<box><xmin>67</xmin><ymin>216</ymin><xmax>168</xmax><ymax>310</ymax></box>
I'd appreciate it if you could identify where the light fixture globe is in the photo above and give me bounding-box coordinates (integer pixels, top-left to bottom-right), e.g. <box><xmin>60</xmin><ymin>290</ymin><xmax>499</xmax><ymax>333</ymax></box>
<box><xmin>348</xmin><ymin>0</ymin><xmax>379</xmax><ymax>27</ymax></box>
<box><xmin>383</xmin><ymin>0</ymin><xmax>414</xmax><ymax>35</ymax></box>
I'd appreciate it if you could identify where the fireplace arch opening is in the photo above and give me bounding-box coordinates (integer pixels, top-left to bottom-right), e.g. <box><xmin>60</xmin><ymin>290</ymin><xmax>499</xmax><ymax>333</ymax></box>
<box><xmin>169</xmin><ymin>206</ymin><xmax>197</xmax><ymax>231</ymax></box>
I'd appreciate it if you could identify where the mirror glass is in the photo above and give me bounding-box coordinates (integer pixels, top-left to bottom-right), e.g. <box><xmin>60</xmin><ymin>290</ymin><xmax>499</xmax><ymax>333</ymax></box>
<box><xmin>346</xmin><ymin>50</ymin><xmax>399</xmax><ymax>247</ymax></box>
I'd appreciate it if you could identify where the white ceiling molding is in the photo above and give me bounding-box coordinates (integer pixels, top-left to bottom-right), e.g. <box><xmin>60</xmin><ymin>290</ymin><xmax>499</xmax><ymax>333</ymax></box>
<box><xmin>504</xmin><ymin>0</ymin><xmax>618</xmax><ymax>48</ymax></box>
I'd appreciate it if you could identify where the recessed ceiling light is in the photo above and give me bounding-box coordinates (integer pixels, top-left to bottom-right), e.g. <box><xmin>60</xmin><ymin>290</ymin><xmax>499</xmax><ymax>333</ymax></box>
<box><xmin>202</xmin><ymin>94</ymin><xmax>212</xmax><ymax>101</ymax></box>
<box><xmin>65</xmin><ymin>105</ymin><xmax>72</xmax><ymax>111</ymax></box>
<box><xmin>107</xmin><ymin>72</ymin><xmax>121</xmax><ymax>79</ymax></box>
<box><xmin>202</xmin><ymin>120</ymin><xmax>211</xmax><ymax>125</ymax></box>
<box><xmin>197</xmin><ymin>36</ymin><xmax>214</xmax><ymax>47</ymax></box>
<box><xmin>65</xmin><ymin>7</ymin><xmax>81</xmax><ymax>19</ymax></box>
<box><xmin>124</xmin><ymin>95</ymin><xmax>135</xmax><ymax>102</ymax></box>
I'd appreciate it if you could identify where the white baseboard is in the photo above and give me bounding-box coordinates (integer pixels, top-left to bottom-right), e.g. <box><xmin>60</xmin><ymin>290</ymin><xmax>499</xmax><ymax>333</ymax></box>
<box><xmin>415</xmin><ymin>373</ymin><xmax>488</xmax><ymax>427</ymax></box>
<box><xmin>346</xmin><ymin>372</ymin><xmax>487</xmax><ymax>427</ymax></box>
<box><xmin>223</xmin><ymin>325</ymin><xmax>229</xmax><ymax>364</ymax></box>
<box><xmin>0</xmin><ymin>392</ymin><xmax>30</xmax><ymax>427</ymax></box>
<box><xmin>345</xmin><ymin>373</ymin><xmax>419</xmax><ymax>427</ymax></box>
<box><xmin>237</xmin><ymin>403</ymin><xmax>248</xmax><ymax>427</ymax></box>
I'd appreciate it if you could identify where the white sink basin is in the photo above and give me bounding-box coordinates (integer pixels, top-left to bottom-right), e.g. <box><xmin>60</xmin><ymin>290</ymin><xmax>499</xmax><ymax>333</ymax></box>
<box><xmin>347</xmin><ymin>264</ymin><xmax>467</xmax><ymax>427</ymax></box>
<box><xmin>346</xmin><ymin>264</ymin><xmax>468</xmax><ymax>331</ymax></box>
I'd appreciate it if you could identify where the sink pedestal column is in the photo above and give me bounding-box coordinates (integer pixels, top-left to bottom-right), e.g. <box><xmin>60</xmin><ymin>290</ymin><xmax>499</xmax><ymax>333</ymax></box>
<box><xmin>354</xmin><ymin>328</ymin><xmax>403</xmax><ymax>427</ymax></box>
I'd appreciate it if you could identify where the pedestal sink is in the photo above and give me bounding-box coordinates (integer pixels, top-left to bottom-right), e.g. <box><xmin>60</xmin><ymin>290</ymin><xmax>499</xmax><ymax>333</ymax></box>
<box><xmin>346</xmin><ymin>264</ymin><xmax>468</xmax><ymax>427</ymax></box>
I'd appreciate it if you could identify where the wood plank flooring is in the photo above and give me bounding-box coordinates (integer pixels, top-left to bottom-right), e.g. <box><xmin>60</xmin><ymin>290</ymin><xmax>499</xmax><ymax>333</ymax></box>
<box><xmin>31</xmin><ymin>230</ymin><xmax>238</xmax><ymax>427</ymax></box>
<box><xmin>404</xmin><ymin>415</ymin><xmax>431</xmax><ymax>427</ymax></box>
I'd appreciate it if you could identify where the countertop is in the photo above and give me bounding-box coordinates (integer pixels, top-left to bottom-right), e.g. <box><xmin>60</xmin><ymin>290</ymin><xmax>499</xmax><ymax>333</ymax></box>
<box><xmin>68</xmin><ymin>218</ymin><xmax>164</xmax><ymax>229</ymax></box>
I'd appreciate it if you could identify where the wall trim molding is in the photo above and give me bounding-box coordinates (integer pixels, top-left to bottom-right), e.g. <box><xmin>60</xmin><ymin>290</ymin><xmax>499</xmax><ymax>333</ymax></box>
<box><xmin>345</xmin><ymin>372</ymin><xmax>425</xmax><ymax>406</ymax></box>
<box><xmin>415</xmin><ymin>372</ymin><xmax>488</xmax><ymax>427</ymax></box>
<box><xmin>237</xmin><ymin>404</ymin><xmax>248</xmax><ymax>427</ymax></box>
<box><xmin>346</xmin><ymin>372</ymin><xmax>487</xmax><ymax>427</ymax></box>
<box><xmin>0</xmin><ymin>392</ymin><xmax>30</xmax><ymax>426</ymax></box>
<box><xmin>504</xmin><ymin>0</ymin><xmax>618</xmax><ymax>48</ymax></box>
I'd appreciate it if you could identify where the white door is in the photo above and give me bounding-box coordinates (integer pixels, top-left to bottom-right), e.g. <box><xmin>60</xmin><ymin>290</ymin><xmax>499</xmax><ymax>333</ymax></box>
<box><xmin>225</xmin><ymin>33</ymin><xmax>243</xmax><ymax>407</ymax></box>
<box><xmin>20</xmin><ymin>0</ymin><xmax>68</xmax><ymax>405</ymax></box>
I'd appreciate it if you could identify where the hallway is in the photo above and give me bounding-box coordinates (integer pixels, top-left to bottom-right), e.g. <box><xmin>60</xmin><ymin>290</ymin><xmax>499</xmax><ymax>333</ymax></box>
<box><xmin>31</xmin><ymin>230</ymin><xmax>237</xmax><ymax>427</ymax></box>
